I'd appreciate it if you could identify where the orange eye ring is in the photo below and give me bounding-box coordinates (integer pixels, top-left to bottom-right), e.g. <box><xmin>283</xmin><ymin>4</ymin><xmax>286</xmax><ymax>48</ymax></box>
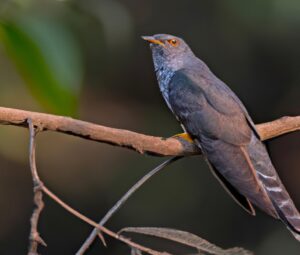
<box><xmin>167</xmin><ymin>39</ymin><xmax>179</xmax><ymax>47</ymax></box>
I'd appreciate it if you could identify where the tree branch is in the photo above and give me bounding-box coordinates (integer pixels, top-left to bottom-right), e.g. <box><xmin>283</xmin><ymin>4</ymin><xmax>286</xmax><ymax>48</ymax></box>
<box><xmin>27</xmin><ymin>119</ymin><xmax>46</xmax><ymax>255</ymax></box>
<box><xmin>76</xmin><ymin>156</ymin><xmax>181</xmax><ymax>255</ymax></box>
<box><xmin>2</xmin><ymin>107</ymin><xmax>299</xmax><ymax>254</ymax></box>
<box><xmin>0</xmin><ymin>107</ymin><xmax>300</xmax><ymax>157</ymax></box>
<box><xmin>42</xmin><ymin>185</ymin><xmax>170</xmax><ymax>255</ymax></box>
<box><xmin>26</xmin><ymin>117</ymin><xmax>170</xmax><ymax>255</ymax></box>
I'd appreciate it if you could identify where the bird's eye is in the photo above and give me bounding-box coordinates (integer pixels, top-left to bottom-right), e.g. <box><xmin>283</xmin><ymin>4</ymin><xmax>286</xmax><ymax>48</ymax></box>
<box><xmin>167</xmin><ymin>39</ymin><xmax>179</xmax><ymax>47</ymax></box>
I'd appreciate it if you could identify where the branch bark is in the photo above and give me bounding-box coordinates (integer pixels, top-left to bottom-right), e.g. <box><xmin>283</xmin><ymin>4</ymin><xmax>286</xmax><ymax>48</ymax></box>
<box><xmin>0</xmin><ymin>107</ymin><xmax>300</xmax><ymax>157</ymax></box>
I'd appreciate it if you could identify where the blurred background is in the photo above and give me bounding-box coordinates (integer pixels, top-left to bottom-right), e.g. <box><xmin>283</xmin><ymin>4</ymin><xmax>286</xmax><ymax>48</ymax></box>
<box><xmin>0</xmin><ymin>0</ymin><xmax>300</xmax><ymax>254</ymax></box>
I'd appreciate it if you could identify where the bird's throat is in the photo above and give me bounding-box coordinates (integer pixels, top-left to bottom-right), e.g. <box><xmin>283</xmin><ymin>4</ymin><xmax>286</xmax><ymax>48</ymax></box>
<box><xmin>155</xmin><ymin>66</ymin><xmax>175</xmax><ymax>110</ymax></box>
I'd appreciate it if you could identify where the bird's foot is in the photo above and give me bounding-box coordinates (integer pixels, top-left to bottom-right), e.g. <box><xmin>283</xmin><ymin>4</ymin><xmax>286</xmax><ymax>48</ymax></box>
<box><xmin>172</xmin><ymin>133</ymin><xmax>193</xmax><ymax>143</ymax></box>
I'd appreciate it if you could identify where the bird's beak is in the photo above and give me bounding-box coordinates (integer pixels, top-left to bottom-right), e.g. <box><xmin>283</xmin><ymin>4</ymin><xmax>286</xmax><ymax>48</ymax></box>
<box><xmin>142</xmin><ymin>36</ymin><xmax>165</xmax><ymax>47</ymax></box>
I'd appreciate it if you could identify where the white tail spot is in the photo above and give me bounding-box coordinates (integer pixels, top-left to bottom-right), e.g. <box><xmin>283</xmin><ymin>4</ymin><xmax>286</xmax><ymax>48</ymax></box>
<box><xmin>266</xmin><ymin>186</ymin><xmax>282</xmax><ymax>192</ymax></box>
<box><xmin>257</xmin><ymin>171</ymin><xmax>277</xmax><ymax>180</ymax></box>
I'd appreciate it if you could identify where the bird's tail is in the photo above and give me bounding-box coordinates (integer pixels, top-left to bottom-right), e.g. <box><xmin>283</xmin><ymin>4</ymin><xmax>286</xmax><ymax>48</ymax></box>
<box><xmin>270</xmin><ymin>196</ymin><xmax>300</xmax><ymax>241</ymax></box>
<box><xmin>248</xmin><ymin>135</ymin><xmax>300</xmax><ymax>241</ymax></box>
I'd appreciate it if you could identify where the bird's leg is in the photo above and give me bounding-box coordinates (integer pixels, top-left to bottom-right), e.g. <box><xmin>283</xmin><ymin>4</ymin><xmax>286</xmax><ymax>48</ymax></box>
<box><xmin>172</xmin><ymin>132</ymin><xmax>193</xmax><ymax>143</ymax></box>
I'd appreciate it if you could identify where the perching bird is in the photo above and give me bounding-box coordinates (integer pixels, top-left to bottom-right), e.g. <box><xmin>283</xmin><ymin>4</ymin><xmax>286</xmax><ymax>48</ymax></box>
<box><xmin>143</xmin><ymin>34</ymin><xmax>300</xmax><ymax>241</ymax></box>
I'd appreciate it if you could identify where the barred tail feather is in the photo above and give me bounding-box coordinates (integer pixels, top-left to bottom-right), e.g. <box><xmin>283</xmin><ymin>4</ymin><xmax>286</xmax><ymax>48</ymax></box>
<box><xmin>270</xmin><ymin>196</ymin><xmax>300</xmax><ymax>241</ymax></box>
<box><xmin>248</xmin><ymin>134</ymin><xmax>300</xmax><ymax>241</ymax></box>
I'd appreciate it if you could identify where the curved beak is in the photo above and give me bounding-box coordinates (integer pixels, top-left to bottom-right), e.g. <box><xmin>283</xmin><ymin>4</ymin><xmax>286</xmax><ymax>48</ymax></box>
<box><xmin>141</xmin><ymin>36</ymin><xmax>165</xmax><ymax>47</ymax></box>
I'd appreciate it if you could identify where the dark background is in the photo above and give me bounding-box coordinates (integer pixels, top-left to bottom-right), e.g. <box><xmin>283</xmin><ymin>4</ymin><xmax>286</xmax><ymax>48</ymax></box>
<box><xmin>0</xmin><ymin>0</ymin><xmax>300</xmax><ymax>254</ymax></box>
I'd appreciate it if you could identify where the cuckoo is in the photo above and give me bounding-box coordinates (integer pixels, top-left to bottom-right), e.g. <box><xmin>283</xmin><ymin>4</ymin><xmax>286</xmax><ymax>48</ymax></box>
<box><xmin>143</xmin><ymin>34</ymin><xmax>300</xmax><ymax>241</ymax></box>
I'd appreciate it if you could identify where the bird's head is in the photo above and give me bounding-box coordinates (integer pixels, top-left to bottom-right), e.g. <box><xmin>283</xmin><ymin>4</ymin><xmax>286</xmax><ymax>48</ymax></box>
<box><xmin>142</xmin><ymin>34</ymin><xmax>194</xmax><ymax>72</ymax></box>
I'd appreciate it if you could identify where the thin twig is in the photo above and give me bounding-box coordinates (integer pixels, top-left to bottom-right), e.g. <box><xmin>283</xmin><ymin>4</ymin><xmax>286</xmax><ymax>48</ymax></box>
<box><xmin>41</xmin><ymin>185</ymin><xmax>170</xmax><ymax>255</ymax></box>
<box><xmin>0</xmin><ymin>107</ymin><xmax>300</xmax><ymax>156</ymax></box>
<box><xmin>76</xmin><ymin>156</ymin><xmax>181</xmax><ymax>255</ymax></box>
<box><xmin>27</xmin><ymin>119</ymin><xmax>46</xmax><ymax>255</ymax></box>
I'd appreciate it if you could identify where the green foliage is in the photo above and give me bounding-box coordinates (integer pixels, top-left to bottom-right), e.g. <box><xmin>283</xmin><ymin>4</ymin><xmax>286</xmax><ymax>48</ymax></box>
<box><xmin>0</xmin><ymin>16</ymin><xmax>83</xmax><ymax>115</ymax></box>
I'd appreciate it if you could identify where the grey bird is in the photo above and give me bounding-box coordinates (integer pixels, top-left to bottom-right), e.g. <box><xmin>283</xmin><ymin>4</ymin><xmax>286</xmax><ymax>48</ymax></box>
<box><xmin>142</xmin><ymin>34</ymin><xmax>300</xmax><ymax>240</ymax></box>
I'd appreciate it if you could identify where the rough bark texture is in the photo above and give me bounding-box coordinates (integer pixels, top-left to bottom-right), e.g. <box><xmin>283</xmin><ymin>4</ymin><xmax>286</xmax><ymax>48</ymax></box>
<box><xmin>0</xmin><ymin>107</ymin><xmax>299</xmax><ymax>156</ymax></box>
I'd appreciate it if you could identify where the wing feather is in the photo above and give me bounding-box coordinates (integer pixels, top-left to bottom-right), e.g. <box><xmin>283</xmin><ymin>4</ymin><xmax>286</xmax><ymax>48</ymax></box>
<box><xmin>161</xmin><ymin>62</ymin><xmax>300</xmax><ymax>239</ymax></box>
<box><xmin>168</xmin><ymin>69</ymin><xmax>276</xmax><ymax>216</ymax></box>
